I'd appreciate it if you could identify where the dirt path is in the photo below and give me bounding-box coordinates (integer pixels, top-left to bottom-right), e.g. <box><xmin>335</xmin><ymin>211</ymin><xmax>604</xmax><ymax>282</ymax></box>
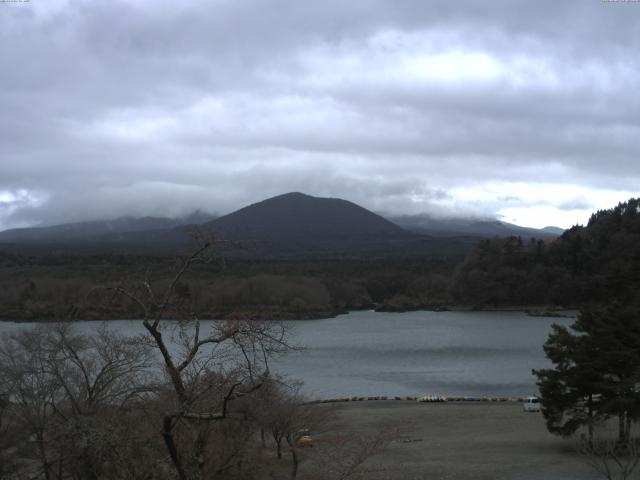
<box><xmin>326</xmin><ymin>401</ymin><xmax>599</xmax><ymax>480</ymax></box>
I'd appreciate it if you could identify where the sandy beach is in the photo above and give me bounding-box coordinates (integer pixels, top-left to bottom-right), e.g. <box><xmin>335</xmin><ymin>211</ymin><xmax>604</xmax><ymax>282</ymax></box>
<box><xmin>324</xmin><ymin>400</ymin><xmax>598</xmax><ymax>480</ymax></box>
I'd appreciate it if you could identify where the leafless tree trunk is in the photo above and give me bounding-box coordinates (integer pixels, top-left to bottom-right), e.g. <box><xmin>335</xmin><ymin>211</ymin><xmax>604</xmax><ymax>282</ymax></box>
<box><xmin>578</xmin><ymin>436</ymin><xmax>640</xmax><ymax>480</ymax></box>
<box><xmin>286</xmin><ymin>433</ymin><xmax>300</xmax><ymax>480</ymax></box>
<box><xmin>307</xmin><ymin>428</ymin><xmax>393</xmax><ymax>480</ymax></box>
<box><xmin>105</xmin><ymin>239</ymin><xmax>291</xmax><ymax>480</ymax></box>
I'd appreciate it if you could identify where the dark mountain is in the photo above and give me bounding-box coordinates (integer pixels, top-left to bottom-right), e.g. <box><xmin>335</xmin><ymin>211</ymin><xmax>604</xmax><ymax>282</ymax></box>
<box><xmin>465</xmin><ymin>220</ymin><xmax>562</xmax><ymax>238</ymax></box>
<box><xmin>540</xmin><ymin>226</ymin><xmax>565</xmax><ymax>236</ymax></box>
<box><xmin>0</xmin><ymin>193</ymin><xmax>478</xmax><ymax>258</ymax></box>
<box><xmin>187</xmin><ymin>192</ymin><xmax>482</xmax><ymax>257</ymax></box>
<box><xmin>0</xmin><ymin>211</ymin><xmax>217</xmax><ymax>244</ymax></box>
<box><xmin>390</xmin><ymin>214</ymin><xmax>564</xmax><ymax>239</ymax></box>
<box><xmin>206</xmin><ymin>192</ymin><xmax>407</xmax><ymax>241</ymax></box>
<box><xmin>3</xmin><ymin>192</ymin><xmax>560</xmax><ymax>258</ymax></box>
<box><xmin>88</xmin><ymin>192</ymin><xmax>414</xmax><ymax>252</ymax></box>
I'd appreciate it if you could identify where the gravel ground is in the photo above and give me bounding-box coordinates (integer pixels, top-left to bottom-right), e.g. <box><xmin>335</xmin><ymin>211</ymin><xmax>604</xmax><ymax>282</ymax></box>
<box><xmin>325</xmin><ymin>401</ymin><xmax>601</xmax><ymax>480</ymax></box>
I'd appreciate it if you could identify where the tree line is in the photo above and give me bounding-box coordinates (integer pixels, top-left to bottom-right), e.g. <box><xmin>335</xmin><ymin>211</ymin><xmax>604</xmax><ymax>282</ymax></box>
<box><xmin>0</xmin><ymin>254</ymin><xmax>455</xmax><ymax>321</ymax></box>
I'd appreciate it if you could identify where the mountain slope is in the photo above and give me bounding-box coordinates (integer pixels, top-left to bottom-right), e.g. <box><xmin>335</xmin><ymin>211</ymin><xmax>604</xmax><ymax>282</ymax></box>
<box><xmin>0</xmin><ymin>193</ymin><xmax>520</xmax><ymax>258</ymax></box>
<box><xmin>206</xmin><ymin>192</ymin><xmax>407</xmax><ymax>241</ymax></box>
<box><xmin>0</xmin><ymin>193</ymin><xmax>474</xmax><ymax>257</ymax></box>
<box><xmin>390</xmin><ymin>214</ymin><xmax>564</xmax><ymax>239</ymax></box>
<box><xmin>0</xmin><ymin>212</ymin><xmax>216</xmax><ymax>243</ymax></box>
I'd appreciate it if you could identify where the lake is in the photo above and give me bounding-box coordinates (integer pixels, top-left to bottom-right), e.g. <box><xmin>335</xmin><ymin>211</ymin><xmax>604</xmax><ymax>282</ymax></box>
<box><xmin>0</xmin><ymin>310</ymin><xmax>574</xmax><ymax>399</ymax></box>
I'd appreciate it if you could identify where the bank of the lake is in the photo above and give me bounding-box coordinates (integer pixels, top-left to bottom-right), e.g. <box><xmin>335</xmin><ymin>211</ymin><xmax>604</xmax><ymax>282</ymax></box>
<box><xmin>0</xmin><ymin>304</ymin><xmax>577</xmax><ymax>322</ymax></box>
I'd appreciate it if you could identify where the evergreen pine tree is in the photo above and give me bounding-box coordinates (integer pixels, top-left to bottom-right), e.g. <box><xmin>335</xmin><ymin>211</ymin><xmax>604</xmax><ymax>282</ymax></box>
<box><xmin>534</xmin><ymin>304</ymin><xmax>640</xmax><ymax>443</ymax></box>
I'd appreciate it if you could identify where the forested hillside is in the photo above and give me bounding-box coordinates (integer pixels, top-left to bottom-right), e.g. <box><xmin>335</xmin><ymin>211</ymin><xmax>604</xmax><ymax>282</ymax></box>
<box><xmin>451</xmin><ymin>198</ymin><xmax>640</xmax><ymax>307</ymax></box>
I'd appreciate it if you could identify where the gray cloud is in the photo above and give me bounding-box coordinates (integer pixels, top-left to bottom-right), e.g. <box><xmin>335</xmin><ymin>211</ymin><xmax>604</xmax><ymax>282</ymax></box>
<box><xmin>1</xmin><ymin>0</ymin><xmax>639</xmax><ymax>229</ymax></box>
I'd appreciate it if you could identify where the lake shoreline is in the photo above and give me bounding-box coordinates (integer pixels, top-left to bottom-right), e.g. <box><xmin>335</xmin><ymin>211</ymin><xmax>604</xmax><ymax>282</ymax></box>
<box><xmin>0</xmin><ymin>304</ymin><xmax>578</xmax><ymax>323</ymax></box>
<box><xmin>311</xmin><ymin>395</ymin><xmax>529</xmax><ymax>404</ymax></box>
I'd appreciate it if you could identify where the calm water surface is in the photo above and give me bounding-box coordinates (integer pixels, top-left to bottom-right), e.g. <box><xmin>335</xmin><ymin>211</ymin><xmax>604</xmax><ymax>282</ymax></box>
<box><xmin>278</xmin><ymin>310</ymin><xmax>575</xmax><ymax>398</ymax></box>
<box><xmin>0</xmin><ymin>310</ymin><xmax>574</xmax><ymax>399</ymax></box>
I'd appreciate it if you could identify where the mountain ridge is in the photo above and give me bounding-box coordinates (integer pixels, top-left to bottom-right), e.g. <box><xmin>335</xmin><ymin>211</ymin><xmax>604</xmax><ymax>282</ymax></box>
<box><xmin>0</xmin><ymin>193</ymin><xmax>561</xmax><ymax>257</ymax></box>
<box><xmin>389</xmin><ymin>214</ymin><xmax>564</xmax><ymax>239</ymax></box>
<box><xmin>0</xmin><ymin>211</ymin><xmax>217</xmax><ymax>243</ymax></box>
<box><xmin>204</xmin><ymin>192</ymin><xmax>408</xmax><ymax>241</ymax></box>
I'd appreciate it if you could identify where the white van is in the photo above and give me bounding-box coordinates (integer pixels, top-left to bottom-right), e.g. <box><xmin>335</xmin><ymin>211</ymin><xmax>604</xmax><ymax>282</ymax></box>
<box><xmin>523</xmin><ymin>396</ymin><xmax>541</xmax><ymax>412</ymax></box>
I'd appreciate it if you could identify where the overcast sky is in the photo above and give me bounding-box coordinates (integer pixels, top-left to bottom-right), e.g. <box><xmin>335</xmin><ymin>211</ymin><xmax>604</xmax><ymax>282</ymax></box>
<box><xmin>1</xmin><ymin>0</ymin><xmax>639</xmax><ymax>230</ymax></box>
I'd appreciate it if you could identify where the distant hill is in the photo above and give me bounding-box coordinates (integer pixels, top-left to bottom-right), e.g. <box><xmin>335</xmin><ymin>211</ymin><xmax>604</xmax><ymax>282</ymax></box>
<box><xmin>206</xmin><ymin>192</ymin><xmax>406</xmax><ymax>241</ymax></box>
<box><xmin>389</xmin><ymin>214</ymin><xmax>564</xmax><ymax>239</ymax></box>
<box><xmin>0</xmin><ymin>192</ymin><xmax>557</xmax><ymax>258</ymax></box>
<box><xmin>189</xmin><ymin>192</ymin><xmax>480</xmax><ymax>257</ymax></box>
<box><xmin>540</xmin><ymin>226</ymin><xmax>565</xmax><ymax>236</ymax></box>
<box><xmin>0</xmin><ymin>193</ymin><xmax>476</xmax><ymax>258</ymax></box>
<box><xmin>0</xmin><ymin>211</ymin><xmax>216</xmax><ymax>243</ymax></box>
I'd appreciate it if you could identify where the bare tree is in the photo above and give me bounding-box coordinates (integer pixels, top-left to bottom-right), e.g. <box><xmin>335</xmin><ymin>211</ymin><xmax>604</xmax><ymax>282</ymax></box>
<box><xmin>306</xmin><ymin>429</ymin><xmax>392</xmax><ymax>480</ymax></box>
<box><xmin>282</xmin><ymin>393</ymin><xmax>333</xmax><ymax>480</ymax></box>
<box><xmin>0</xmin><ymin>326</ymin><xmax>63</xmax><ymax>480</ymax></box>
<box><xmin>251</xmin><ymin>379</ymin><xmax>332</xmax><ymax>479</ymax></box>
<box><xmin>578</xmin><ymin>436</ymin><xmax>640</xmax><ymax>480</ymax></box>
<box><xmin>43</xmin><ymin>323</ymin><xmax>155</xmax><ymax>414</ymax></box>
<box><xmin>105</xmin><ymin>239</ymin><xmax>291</xmax><ymax>480</ymax></box>
<box><xmin>0</xmin><ymin>323</ymin><xmax>157</xmax><ymax>480</ymax></box>
<box><xmin>0</xmin><ymin>389</ymin><xmax>18</xmax><ymax>479</ymax></box>
<box><xmin>45</xmin><ymin>323</ymin><xmax>155</xmax><ymax>480</ymax></box>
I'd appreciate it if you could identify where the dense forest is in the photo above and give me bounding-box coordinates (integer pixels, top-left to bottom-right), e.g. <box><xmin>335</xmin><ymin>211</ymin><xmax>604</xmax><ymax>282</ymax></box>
<box><xmin>451</xmin><ymin>198</ymin><xmax>640</xmax><ymax>308</ymax></box>
<box><xmin>0</xmin><ymin>254</ymin><xmax>455</xmax><ymax>321</ymax></box>
<box><xmin>1</xmin><ymin>199</ymin><xmax>638</xmax><ymax>321</ymax></box>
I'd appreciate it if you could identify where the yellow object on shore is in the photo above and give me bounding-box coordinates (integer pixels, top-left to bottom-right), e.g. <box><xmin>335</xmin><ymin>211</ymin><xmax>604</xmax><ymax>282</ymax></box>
<box><xmin>417</xmin><ymin>395</ymin><xmax>447</xmax><ymax>402</ymax></box>
<box><xmin>296</xmin><ymin>435</ymin><xmax>313</xmax><ymax>447</ymax></box>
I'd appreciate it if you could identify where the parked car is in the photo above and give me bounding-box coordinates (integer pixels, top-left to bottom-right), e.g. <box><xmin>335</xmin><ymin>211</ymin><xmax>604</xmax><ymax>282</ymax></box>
<box><xmin>523</xmin><ymin>396</ymin><xmax>541</xmax><ymax>412</ymax></box>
